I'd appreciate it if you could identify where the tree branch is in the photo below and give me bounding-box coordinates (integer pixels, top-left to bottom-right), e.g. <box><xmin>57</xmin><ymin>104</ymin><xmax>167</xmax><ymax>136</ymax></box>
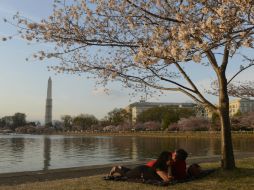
<box><xmin>174</xmin><ymin>62</ymin><xmax>217</xmax><ymax>110</ymax></box>
<box><xmin>228</xmin><ymin>62</ymin><xmax>254</xmax><ymax>85</ymax></box>
<box><xmin>126</xmin><ymin>0</ymin><xmax>182</xmax><ymax>23</ymax></box>
<box><xmin>146</xmin><ymin>66</ymin><xmax>196</xmax><ymax>93</ymax></box>
<box><xmin>221</xmin><ymin>43</ymin><xmax>229</xmax><ymax>72</ymax></box>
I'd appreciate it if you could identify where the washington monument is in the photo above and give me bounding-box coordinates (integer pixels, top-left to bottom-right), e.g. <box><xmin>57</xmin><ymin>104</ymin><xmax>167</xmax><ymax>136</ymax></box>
<box><xmin>45</xmin><ymin>77</ymin><xmax>52</xmax><ymax>125</ymax></box>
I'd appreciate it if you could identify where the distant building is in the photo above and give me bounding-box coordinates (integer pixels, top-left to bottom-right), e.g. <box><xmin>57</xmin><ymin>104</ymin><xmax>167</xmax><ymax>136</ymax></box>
<box><xmin>126</xmin><ymin>100</ymin><xmax>197</xmax><ymax>123</ymax></box>
<box><xmin>229</xmin><ymin>98</ymin><xmax>254</xmax><ymax>116</ymax></box>
<box><xmin>195</xmin><ymin>104</ymin><xmax>212</xmax><ymax>118</ymax></box>
<box><xmin>199</xmin><ymin>98</ymin><xmax>254</xmax><ymax>119</ymax></box>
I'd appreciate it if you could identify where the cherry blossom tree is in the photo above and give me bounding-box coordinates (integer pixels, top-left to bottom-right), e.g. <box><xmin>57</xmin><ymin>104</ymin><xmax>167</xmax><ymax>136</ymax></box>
<box><xmin>169</xmin><ymin>116</ymin><xmax>210</xmax><ymax>131</ymax></box>
<box><xmin>5</xmin><ymin>0</ymin><xmax>254</xmax><ymax>169</ymax></box>
<box><xmin>231</xmin><ymin>112</ymin><xmax>254</xmax><ymax>130</ymax></box>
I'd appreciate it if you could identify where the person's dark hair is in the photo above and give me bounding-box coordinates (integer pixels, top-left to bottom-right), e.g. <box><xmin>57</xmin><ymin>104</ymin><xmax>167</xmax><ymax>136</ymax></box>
<box><xmin>175</xmin><ymin>149</ymin><xmax>188</xmax><ymax>160</ymax></box>
<box><xmin>153</xmin><ymin>151</ymin><xmax>171</xmax><ymax>171</ymax></box>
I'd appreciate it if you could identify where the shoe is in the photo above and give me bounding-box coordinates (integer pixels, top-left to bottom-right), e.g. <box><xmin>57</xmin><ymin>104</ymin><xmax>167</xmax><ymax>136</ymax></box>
<box><xmin>103</xmin><ymin>175</ymin><xmax>115</xmax><ymax>180</ymax></box>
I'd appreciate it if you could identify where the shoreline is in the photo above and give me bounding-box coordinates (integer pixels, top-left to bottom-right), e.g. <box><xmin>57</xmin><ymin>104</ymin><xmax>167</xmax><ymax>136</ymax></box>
<box><xmin>2</xmin><ymin>131</ymin><xmax>254</xmax><ymax>138</ymax></box>
<box><xmin>62</xmin><ymin>131</ymin><xmax>254</xmax><ymax>137</ymax></box>
<box><xmin>1</xmin><ymin>152</ymin><xmax>254</xmax><ymax>186</ymax></box>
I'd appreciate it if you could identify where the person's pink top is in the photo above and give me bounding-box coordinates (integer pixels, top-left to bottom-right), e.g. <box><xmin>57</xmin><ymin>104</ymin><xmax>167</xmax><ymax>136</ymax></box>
<box><xmin>146</xmin><ymin>152</ymin><xmax>172</xmax><ymax>168</ymax></box>
<box><xmin>146</xmin><ymin>160</ymin><xmax>156</xmax><ymax>167</ymax></box>
<box><xmin>171</xmin><ymin>160</ymin><xmax>187</xmax><ymax>180</ymax></box>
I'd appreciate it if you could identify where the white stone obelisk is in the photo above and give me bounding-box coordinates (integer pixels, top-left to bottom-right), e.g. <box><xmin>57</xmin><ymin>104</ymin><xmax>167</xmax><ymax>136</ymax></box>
<box><xmin>45</xmin><ymin>77</ymin><xmax>52</xmax><ymax>125</ymax></box>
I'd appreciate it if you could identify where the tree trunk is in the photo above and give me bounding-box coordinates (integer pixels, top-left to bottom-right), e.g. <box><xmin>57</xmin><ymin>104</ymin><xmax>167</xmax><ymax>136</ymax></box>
<box><xmin>218</xmin><ymin>72</ymin><xmax>235</xmax><ymax>170</ymax></box>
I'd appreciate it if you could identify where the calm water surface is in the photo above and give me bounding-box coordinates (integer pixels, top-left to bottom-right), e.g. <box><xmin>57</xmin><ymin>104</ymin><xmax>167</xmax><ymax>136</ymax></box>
<box><xmin>0</xmin><ymin>134</ymin><xmax>253</xmax><ymax>173</ymax></box>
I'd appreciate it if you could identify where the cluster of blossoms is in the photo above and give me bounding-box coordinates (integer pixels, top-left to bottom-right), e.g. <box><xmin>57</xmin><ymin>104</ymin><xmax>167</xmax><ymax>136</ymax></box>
<box><xmin>7</xmin><ymin>0</ymin><xmax>253</xmax><ymax>65</ymax></box>
<box><xmin>4</xmin><ymin>0</ymin><xmax>254</xmax><ymax>99</ymax></box>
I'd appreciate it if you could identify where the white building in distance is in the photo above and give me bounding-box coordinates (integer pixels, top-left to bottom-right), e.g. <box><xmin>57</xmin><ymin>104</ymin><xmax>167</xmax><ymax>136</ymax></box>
<box><xmin>199</xmin><ymin>98</ymin><xmax>254</xmax><ymax>118</ymax></box>
<box><xmin>126</xmin><ymin>100</ymin><xmax>197</xmax><ymax>123</ymax></box>
<box><xmin>229</xmin><ymin>98</ymin><xmax>254</xmax><ymax>116</ymax></box>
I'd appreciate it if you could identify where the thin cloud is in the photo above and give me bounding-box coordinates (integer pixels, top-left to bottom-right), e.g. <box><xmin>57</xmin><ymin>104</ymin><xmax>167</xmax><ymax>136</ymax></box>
<box><xmin>92</xmin><ymin>87</ymin><xmax>127</xmax><ymax>98</ymax></box>
<box><xmin>92</xmin><ymin>87</ymin><xmax>109</xmax><ymax>95</ymax></box>
<box><xmin>0</xmin><ymin>5</ymin><xmax>18</xmax><ymax>16</ymax></box>
<box><xmin>0</xmin><ymin>2</ymin><xmax>42</xmax><ymax>23</ymax></box>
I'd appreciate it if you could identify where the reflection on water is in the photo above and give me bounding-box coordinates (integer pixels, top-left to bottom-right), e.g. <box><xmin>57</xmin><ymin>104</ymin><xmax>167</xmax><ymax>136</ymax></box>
<box><xmin>43</xmin><ymin>137</ymin><xmax>51</xmax><ymax>170</ymax></box>
<box><xmin>0</xmin><ymin>134</ymin><xmax>253</xmax><ymax>173</ymax></box>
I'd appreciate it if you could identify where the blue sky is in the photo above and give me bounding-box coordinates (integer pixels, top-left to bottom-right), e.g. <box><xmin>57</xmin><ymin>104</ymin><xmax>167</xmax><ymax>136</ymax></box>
<box><xmin>0</xmin><ymin>0</ymin><xmax>253</xmax><ymax>123</ymax></box>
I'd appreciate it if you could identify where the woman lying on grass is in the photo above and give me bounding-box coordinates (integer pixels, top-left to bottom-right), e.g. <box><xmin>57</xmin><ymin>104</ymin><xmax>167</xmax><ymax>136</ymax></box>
<box><xmin>108</xmin><ymin>151</ymin><xmax>173</xmax><ymax>182</ymax></box>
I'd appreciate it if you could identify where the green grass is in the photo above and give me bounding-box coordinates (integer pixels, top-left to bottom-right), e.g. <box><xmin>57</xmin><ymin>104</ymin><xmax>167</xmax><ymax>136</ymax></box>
<box><xmin>1</xmin><ymin>158</ymin><xmax>254</xmax><ymax>190</ymax></box>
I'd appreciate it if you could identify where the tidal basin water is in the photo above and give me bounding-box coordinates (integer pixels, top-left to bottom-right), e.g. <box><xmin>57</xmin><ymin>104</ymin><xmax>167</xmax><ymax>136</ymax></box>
<box><xmin>0</xmin><ymin>134</ymin><xmax>253</xmax><ymax>173</ymax></box>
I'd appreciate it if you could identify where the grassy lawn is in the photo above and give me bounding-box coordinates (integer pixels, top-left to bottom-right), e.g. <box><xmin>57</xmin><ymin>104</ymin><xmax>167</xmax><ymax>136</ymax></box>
<box><xmin>1</xmin><ymin>158</ymin><xmax>254</xmax><ymax>190</ymax></box>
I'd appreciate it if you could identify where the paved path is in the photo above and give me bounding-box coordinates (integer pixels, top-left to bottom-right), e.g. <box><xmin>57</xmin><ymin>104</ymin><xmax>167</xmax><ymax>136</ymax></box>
<box><xmin>0</xmin><ymin>152</ymin><xmax>254</xmax><ymax>186</ymax></box>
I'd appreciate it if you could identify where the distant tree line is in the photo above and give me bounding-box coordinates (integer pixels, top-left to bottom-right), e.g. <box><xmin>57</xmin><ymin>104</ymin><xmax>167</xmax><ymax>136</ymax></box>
<box><xmin>0</xmin><ymin>113</ymin><xmax>27</xmax><ymax>131</ymax></box>
<box><xmin>137</xmin><ymin>106</ymin><xmax>195</xmax><ymax>130</ymax></box>
<box><xmin>61</xmin><ymin>108</ymin><xmax>131</xmax><ymax>132</ymax></box>
<box><xmin>1</xmin><ymin>107</ymin><xmax>254</xmax><ymax>133</ymax></box>
<box><xmin>61</xmin><ymin>106</ymin><xmax>254</xmax><ymax>132</ymax></box>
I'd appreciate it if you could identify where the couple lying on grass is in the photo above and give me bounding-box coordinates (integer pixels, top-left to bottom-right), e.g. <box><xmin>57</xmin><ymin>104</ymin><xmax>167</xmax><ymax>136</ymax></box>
<box><xmin>108</xmin><ymin>149</ymin><xmax>201</xmax><ymax>182</ymax></box>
